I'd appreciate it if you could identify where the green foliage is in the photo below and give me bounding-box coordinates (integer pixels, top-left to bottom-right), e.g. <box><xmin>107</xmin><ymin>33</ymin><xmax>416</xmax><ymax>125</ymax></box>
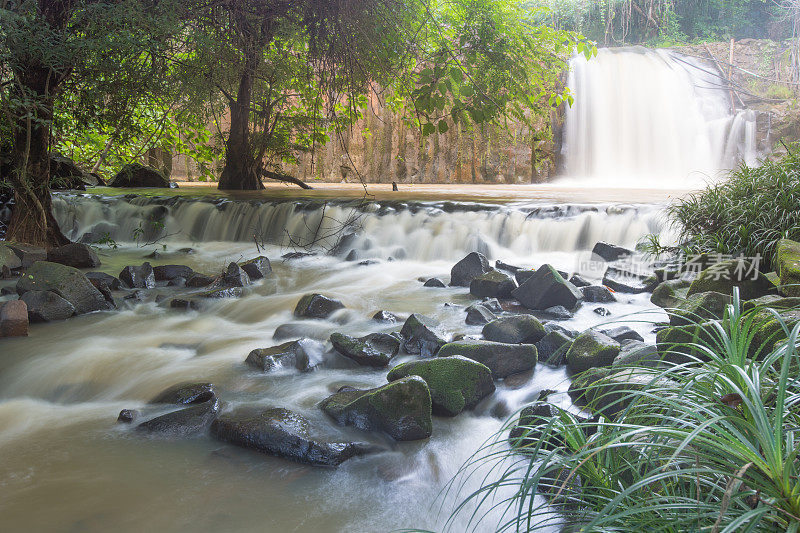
<box><xmin>667</xmin><ymin>148</ymin><xmax>800</xmax><ymax>271</ymax></box>
<box><xmin>443</xmin><ymin>294</ymin><xmax>800</xmax><ymax>531</ymax></box>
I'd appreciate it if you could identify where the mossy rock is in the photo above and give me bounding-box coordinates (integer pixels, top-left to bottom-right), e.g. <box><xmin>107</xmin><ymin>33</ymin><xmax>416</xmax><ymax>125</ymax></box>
<box><xmin>108</xmin><ymin>163</ymin><xmax>170</xmax><ymax>188</ymax></box>
<box><xmin>565</xmin><ymin>330</ymin><xmax>620</xmax><ymax>374</ymax></box>
<box><xmin>745</xmin><ymin>308</ymin><xmax>800</xmax><ymax>360</ymax></box>
<box><xmin>293</xmin><ymin>293</ymin><xmax>344</xmax><ymax>319</ymax></box>
<box><xmin>387</xmin><ymin>355</ymin><xmax>495</xmax><ymax>416</ymax></box>
<box><xmin>579</xmin><ymin>369</ymin><xmax>676</xmax><ymax>418</ymax></box>
<box><xmin>650</xmin><ymin>279</ymin><xmax>690</xmax><ymax>308</ymax></box>
<box><xmin>776</xmin><ymin>239</ymin><xmax>800</xmax><ymax>297</ymax></box>
<box><xmin>655</xmin><ymin>321</ymin><xmax>720</xmax><ymax>363</ymax></box>
<box><xmin>670</xmin><ymin>291</ymin><xmax>732</xmax><ymax>327</ymax></box>
<box><xmin>319</xmin><ymin>376</ymin><xmax>432</xmax><ymax>441</ymax></box>
<box><xmin>16</xmin><ymin>261</ymin><xmax>109</xmax><ymax>315</ymax></box>
<box><xmin>481</xmin><ymin>315</ymin><xmax>546</xmax><ymax>344</ymax></box>
<box><xmin>687</xmin><ymin>258</ymin><xmax>776</xmax><ymax>300</ymax></box>
<box><xmin>330</xmin><ymin>332</ymin><xmax>399</xmax><ymax>367</ymax></box>
<box><xmin>742</xmin><ymin>294</ymin><xmax>800</xmax><ymax>312</ymax></box>
<box><xmin>437</xmin><ymin>340</ymin><xmax>537</xmax><ymax>378</ymax></box>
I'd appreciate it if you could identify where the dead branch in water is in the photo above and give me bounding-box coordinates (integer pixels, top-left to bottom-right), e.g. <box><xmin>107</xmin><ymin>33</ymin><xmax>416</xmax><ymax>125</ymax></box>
<box><xmin>259</xmin><ymin>169</ymin><xmax>314</xmax><ymax>189</ymax></box>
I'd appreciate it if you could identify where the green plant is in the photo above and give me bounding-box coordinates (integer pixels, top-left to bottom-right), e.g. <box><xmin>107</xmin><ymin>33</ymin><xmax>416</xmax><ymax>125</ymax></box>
<box><xmin>441</xmin><ymin>293</ymin><xmax>800</xmax><ymax>532</ymax></box>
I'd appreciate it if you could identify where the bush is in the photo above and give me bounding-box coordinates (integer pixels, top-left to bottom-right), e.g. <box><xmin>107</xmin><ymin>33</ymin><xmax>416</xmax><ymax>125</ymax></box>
<box><xmin>667</xmin><ymin>148</ymin><xmax>800</xmax><ymax>271</ymax></box>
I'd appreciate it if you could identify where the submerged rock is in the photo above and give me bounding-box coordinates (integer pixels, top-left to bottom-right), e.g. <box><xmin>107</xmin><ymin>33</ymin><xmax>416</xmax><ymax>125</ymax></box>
<box><xmin>387</xmin><ymin>355</ymin><xmax>495</xmax><ymax>416</ymax></box>
<box><xmin>450</xmin><ymin>252</ymin><xmax>491</xmax><ymax>287</ymax></box>
<box><xmin>330</xmin><ymin>332</ymin><xmax>400</xmax><ymax>367</ymax></box>
<box><xmin>16</xmin><ymin>261</ymin><xmax>110</xmax><ymax>314</ymax></box>
<box><xmin>117</xmin><ymin>409</ymin><xmax>139</xmax><ymax>424</ymax></box>
<box><xmin>437</xmin><ymin>340</ymin><xmax>537</xmax><ymax>378</ymax></box>
<box><xmin>469</xmin><ymin>269</ymin><xmax>517</xmax><ymax>299</ymax></box>
<box><xmin>482</xmin><ymin>315</ymin><xmax>546</xmax><ymax>344</ymax></box>
<box><xmin>136</xmin><ymin>398</ymin><xmax>220</xmax><ymax>436</ymax></box>
<box><xmin>320</xmin><ymin>376</ymin><xmax>433</xmax><ymax>441</ymax></box>
<box><xmin>566</xmin><ymin>330</ymin><xmax>621</xmax><ymax>374</ymax></box>
<box><xmin>246</xmin><ymin>339</ymin><xmax>321</xmax><ymax>371</ymax></box>
<box><xmin>47</xmin><ymin>243</ymin><xmax>100</xmax><ymax>269</ymax></box>
<box><xmin>119</xmin><ymin>263</ymin><xmax>156</xmax><ymax>289</ymax></box>
<box><xmin>20</xmin><ymin>290</ymin><xmax>75</xmax><ymax>322</ymax></box>
<box><xmin>211</xmin><ymin>407</ymin><xmax>375</xmax><ymax>466</ymax></box>
<box><xmin>293</xmin><ymin>293</ymin><xmax>345</xmax><ymax>319</ymax></box>
<box><xmin>400</xmin><ymin>314</ymin><xmax>447</xmax><ymax>357</ymax></box>
<box><xmin>512</xmin><ymin>264</ymin><xmax>582</xmax><ymax>311</ymax></box>
<box><xmin>423</xmin><ymin>277</ymin><xmax>447</xmax><ymax>288</ymax></box>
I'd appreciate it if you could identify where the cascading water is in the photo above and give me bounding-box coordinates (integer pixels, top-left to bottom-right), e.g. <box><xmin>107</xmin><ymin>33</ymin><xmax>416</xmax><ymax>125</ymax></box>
<box><xmin>561</xmin><ymin>46</ymin><xmax>758</xmax><ymax>186</ymax></box>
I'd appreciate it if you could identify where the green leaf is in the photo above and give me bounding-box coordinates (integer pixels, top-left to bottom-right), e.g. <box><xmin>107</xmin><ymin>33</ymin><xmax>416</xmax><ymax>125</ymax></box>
<box><xmin>437</xmin><ymin>120</ymin><xmax>449</xmax><ymax>134</ymax></box>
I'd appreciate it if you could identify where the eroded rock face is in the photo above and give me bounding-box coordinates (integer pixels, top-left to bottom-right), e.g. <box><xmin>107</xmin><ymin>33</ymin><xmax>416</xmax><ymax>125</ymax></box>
<box><xmin>330</xmin><ymin>332</ymin><xmax>400</xmax><ymax>368</ymax></box>
<box><xmin>437</xmin><ymin>340</ymin><xmax>537</xmax><ymax>378</ymax></box>
<box><xmin>320</xmin><ymin>376</ymin><xmax>433</xmax><ymax>441</ymax></box>
<box><xmin>512</xmin><ymin>264</ymin><xmax>582</xmax><ymax>311</ymax></box>
<box><xmin>47</xmin><ymin>243</ymin><xmax>100</xmax><ymax>269</ymax></box>
<box><xmin>482</xmin><ymin>315</ymin><xmax>546</xmax><ymax>344</ymax></box>
<box><xmin>293</xmin><ymin>293</ymin><xmax>345</xmax><ymax>319</ymax></box>
<box><xmin>245</xmin><ymin>339</ymin><xmax>322</xmax><ymax>371</ymax></box>
<box><xmin>387</xmin><ymin>355</ymin><xmax>495</xmax><ymax>416</ymax></box>
<box><xmin>450</xmin><ymin>252</ymin><xmax>491</xmax><ymax>287</ymax></box>
<box><xmin>565</xmin><ymin>330</ymin><xmax>621</xmax><ymax>374</ymax></box>
<box><xmin>16</xmin><ymin>261</ymin><xmax>110</xmax><ymax>314</ymax></box>
<box><xmin>20</xmin><ymin>290</ymin><xmax>75</xmax><ymax>322</ymax></box>
<box><xmin>211</xmin><ymin>407</ymin><xmax>376</xmax><ymax>466</ymax></box>
<box><xmin>400</xmin><ymin>314</ymin><xmax>447</xmax><ymax>357</ymax></box>
<box><xmin>687</xmin><ymin>258</ymin><xmax>776</xmax><ymax>300</ymax></box>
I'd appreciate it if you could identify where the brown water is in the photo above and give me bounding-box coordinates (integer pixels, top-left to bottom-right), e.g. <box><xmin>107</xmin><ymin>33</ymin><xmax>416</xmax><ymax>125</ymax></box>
<box><xmin>0</xmin><ymin>189</ymin><xmax>672</xmax><ymax>532</ymax></box>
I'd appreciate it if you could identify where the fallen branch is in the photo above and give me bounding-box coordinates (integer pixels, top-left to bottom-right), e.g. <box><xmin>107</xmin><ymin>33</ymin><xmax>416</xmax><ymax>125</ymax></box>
<box><xmin>259</xmin><ymin>169</ymin><xmax>313</xmax><ymax>189</ymax></box>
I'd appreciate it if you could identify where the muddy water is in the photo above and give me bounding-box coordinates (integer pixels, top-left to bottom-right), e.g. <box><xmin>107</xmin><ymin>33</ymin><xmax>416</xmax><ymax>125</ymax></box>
<box><xmin>0</xmin><ymin>190</ymin><xmax>672</xmax><ymax>532</ymax></box>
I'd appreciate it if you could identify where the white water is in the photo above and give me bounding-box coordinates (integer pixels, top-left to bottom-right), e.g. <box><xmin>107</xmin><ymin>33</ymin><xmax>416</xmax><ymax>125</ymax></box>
<box><xmin>561</xmin><ymin>47</ymin><xmax>758</xmax><ymax>186</ymax></box>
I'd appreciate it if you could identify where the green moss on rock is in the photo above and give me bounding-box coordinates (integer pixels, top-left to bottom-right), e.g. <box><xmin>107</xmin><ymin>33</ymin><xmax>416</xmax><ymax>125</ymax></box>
<box><xmin>776</xmin><ymin>239</ymin><xmax>800</xmax><ymax>297</ymax></box>
<box><xmin>437</xmin><ymin>340</ymin><xmax>537</xmax><ymax>378</ymax></box>
<box><xmin>650</xmin><ymin>279</ymin><xmax>690</xmax><ymax>308</ymax></box>
<box><xmin>670</xmin><ymin>291</ymin><xmax>732</xmax><ymax>326</ymax></box>
<box><xmin>687</xmin><ymin>258</ymin><xmax>776</xmax><ymax>300</ymax></box>
<box><xmin>565</xmin><ymin>330</ymin><xmax>620</xmax><ymax>374</ymax></box>
<box><xmin>16</xmin><ymin>261</ymin><xmax>109</xmax><ymax>314</ymax></box>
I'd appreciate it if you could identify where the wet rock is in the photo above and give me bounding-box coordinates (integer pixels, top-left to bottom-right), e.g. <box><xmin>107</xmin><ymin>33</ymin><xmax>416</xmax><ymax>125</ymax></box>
<box><xmin>186</xmin><ymin>274</ymin><xmax>215</xmax><ymax>288</ymax></box>
<box><xmin>423</xmin><ymin>277</ymin><xmax>446</xmax><ymax>288</ymax></box>
<box><xmin>495</xmin><ymin>260</ymin><xmax>523</xmax><ymax>274</ymax></box>
<box><xmin>136</xmin><ymin>398</ymin><xmax>220</xmax><ymax>436</ymax></box>
<box><xmin>399</xmin><ymin>314</ymin><xmax>447</xmax><ymax>357</ymax></box>
<box><xmin>592</xmin><ymin>242</ymin><xmax>633</xmax><ymax>262</ymax></box>
<box><xmin>593</xmin><ymin>307</ymin><xmax>611</xmax><ymax>316</ymax></box>
<box><xmin>566</xmin><ymin>330</ymin><xmax>621</xmax><ymax>374</ymax></box>
<box><xmin>4</xmin><ymin>243</ymin><xmax>46</xmax><ymax>268</ymax></box>
<box><xmin>211</xmin><ymin>407</ymin><xmax>375</xmax><ymax>466</ymax></box>
<box><xmin>16</xmin><ymin>261</ymin><xmax>110</xmax><ymax>314</ymax></box>
<box><xmin>613</xmin><ymin>341</ymin><xmax>660</xmax><ymax>368</ymax></box>
<box><xmin>465</xmin><ymin>304</ymin><xmax>496</xmax><ymax>326</ymax></box>
<box><xmin>199</xmin><ymin>287</ymin><xmax>244</xmax><ymax>298</ymax></box>
<box><xmin>85</xmin><ymin>272</ymin><xmax>124</xmax><ymax>291</ymax></box>
<box><xmin>293</xmin><ymin>293</ymin><xmax>345</xmax><ymax>319</ymax></box>
<box><xmin>438</xmin><ymin>340</ymin><xmax>537</xmax><ymax>378</ymax></box>
<box><xmin>20</xmin><ymin>290</ymin><xmax>75</xmax><ymax>322</ymax></box>
<box><xmin>509</xmin><ymin>402</ymin><xmax>559</xmax><ymax>448</ymax></box>
<box><xmin>580</xmin><ymin>285</ymin><xmax>616</xmax><ymax>303</ymax></box>
<box><xmin>542</xmin><ymin>305</ymin><xmax>573</xmax><ymax>320</ymax></box>
<box><xmin>167</xmin><ymin>277</ymin><xmax>186</xmax><ymax>287</ymax></box>
<box><xmin>512</xmin><ymin>264</ymin><xmax>582</xmax><ymax>311</ymax></box>
<box><xmin>372</xmin><ymin>310</ymin><xmax>400</xmax><ymax>323</ymax></box>
<box><xmin>153</xmin><ymin>264</ymin><xmax>194</xmax><ymax>282</ymax></box>
<box><xmin>117</xmin><ymin>409</ymin><xmax>139</xmax><ymax>424</ymax></box>
<box><xmin>330</xmin><ymin>333</ymin><xmax>400</xmax><ymax>367</ymax></box>
<box><xmin>168</xmin><ymin>298</ymin><xmax>202</xmax><ymax>311</ymax></box>
<box><xmin>600</xmin><ymin>326</ymin><xmax>644</xmax><ymax>344</ymax></box>
<box><xmin>670</xmin><ymin>291</ymin><xmax>732</xmax><ymax>327</ymax></box>
<box><xmin>239</xmin><ymin>256</ymin><xmax>271</xmax><ymax>280</ymax></box>
<box><xmin>0</xmin><ymin>300</ymin><xmax>28</xmax><ymax>337</ymax></box>
<box><xmin>480</xmin><ymin>298</ymin><xmax>503</xmax><ymax>313</ymax></box>
<box><xmin>450</xmin><ymin>252</ymin><xmax>491</xmax><ymax>287</ymax></box>
<box><xmin>650</xmin><ymin>279</ymin><xmax>690</xmax><ymax>308</ymax></box>
<box><xmin>320</xmin><ymin>376</ymin><xmax>433</xmax><ymax>441</ymax></box>
<box><xmin>687</xmin><ymin>258</ymin><xmax>776</xmax><ymax>300</ymax></box>
<box><xmin>47</xmin><ymin>243</ymin><xmax>100</xmax><ymax>269</ymax></box>
<box><xmin>776</xmin><ymin>239</ymin><xmax>800</xmax><ymax>296</ymax></box>
<box><xmin>536</xmin><ymin>330</ymin><xmax>572</xmax><ymax>367</ymax></box>
<box><xmin>602</xmin><ymin>265</ymin><xmax>657</xmax><ymax>294</ymax></box>
<box><xmin>387</xmin><ymin>355</ymin><xmax>495</xmax><ymax>416</ymax></box>
<box><xmin>469</xmin><ymin>269</ymin><xmax>517</xmax><ymax>299</ymax></box>
<box><xmin>150</xmin><ymin>382</ymin><xmax>216</xmax><ymax>405</ymax></box>
<box><xmin>545</xmin><ymin>323</ymin><xmax>578</xmax><ymax>338</ymax></box>
<box><xmin>108</xmin><ymin>163</ymin><xmax>170</xmax><ymax>188</ymax></box>
<box><xmin>482</xmin><ymin>315</ymin><xmax>546</xmax><ymax>344</ymax></box>
<box><xmin>246</xmin><ymin>339</ymin><xmax>321</xmax><ymax>371</ymax></box>
<box><xmin>222</xmin><ymin>262</ymin><xmax>250</xmax><ymax>287</ymax></box>
<box><xmin>569</xmin><ymin>274</ymin><xmax>591</xmax><ymax>288</ymax></box>
<box><xmin>0</xmin><ymin>243</ymin><xmax>23</xmax><ymax>271</ymax></box>
<box><xmin>742</xmin><ymin>294</ymin><xmax>800</xmax><ymax>312</ymax></box>
<box><xmin>119</xmin><ymin>262</ymin><xmax>155</xmax><ymax>289</ymax></box>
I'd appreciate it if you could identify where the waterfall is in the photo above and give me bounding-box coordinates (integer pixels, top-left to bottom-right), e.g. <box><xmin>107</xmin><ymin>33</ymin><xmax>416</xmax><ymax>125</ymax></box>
<box><xmin>561</xmin><ymin>46</ymin><xmax>758</xmax><ymax>186</ymax></box>
<box><xmin>52</xmin><ymin>194</ymin><xmax>668</xmax><ymax>263</ymax></box>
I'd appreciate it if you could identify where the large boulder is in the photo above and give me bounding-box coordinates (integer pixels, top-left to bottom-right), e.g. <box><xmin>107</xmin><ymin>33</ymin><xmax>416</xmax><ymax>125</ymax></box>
<box><xmin>16</xmin><ymin>261</ymin><xmax>109</xmax><ymax>314</ymax></box>
<box><xmin>211</xmin><ymin>407</ymin><xmax>375</xmax><ymax>466</ymax></box>
<box><xmin>20</xmin><ymin>290</ymin><xmax>75</xmax><ymax>322</ymax></box>
<box><xmin>119</xmin><ymin>263</ymin><xmax>156</xmax><ymax>289</ymax></box>
<box><xmin>565</xmin><ymin>330</ymin><xmax>621</xmax><ymax>374</ymax></box>
<box><xmin>687</xmin><ymin>258</ymin><xmax>776</xmax><ymax>300</ymax></box>
<box><xmin>150</xmin><ymin>382</ymin><xmax>216</xmax><ymax>405</ymax></box>
<box><xmin>293</xmin><ymin>293</ymin><xmax>344</xmax><ymax>319</ymax></box>
<box><xmin>437</xmin><ymin>340</ymin><xmax>537</xmax><ymax>378</ymax></box>
<box><xmin>49</xmin><ymin>153</ymin><xmax>98</xmax><ymax>189</ymax></box>
<box><xmin>47</xmin><ymin>243</ymin><xmax>100</xmax><ymax>269</ymax></box>
<box><xmin>0</xmin><ymin>243</ymin><xmax>22</xmax><ymax>271</ymax></box>
<box><xmin>450</xmin><ymin>252</ymin><xmax>491</xmax><ymax>287</ymax></box>
<box><xmin>469</xmin><ymin>269</ymin><xmax>517</xmax><ymax>299</ymax></box>
<box><xmin>153</xmin><ymin>264</ymin><xmax>194</xmax><ymax>282</ymax></box>
<box><xmin>746</xmin><ymin>308</ymin><xmax>800</xmax><ymax>360</ymax></box>
<box><xmin>245</xmin><ymin>339</ymin><xmax>321</xmax><ymax>371</ymax></box>
<box><xmin>655</xmin><ymin>321</ymin><xmax>720</xmax><ymax>363</ymax></box>
<box><xmin>136</xmin><ymin>398</ymin><xmax>220</xmax><ymax>436</ymax></box>
<box><xmin>670</xmin><ymin>291</ymin><xmax>732</xmax><ymax>327</ymax></box>
<box><xmin>481</xmin><ymin>315</ymin><xmax>546</xmax><ymax>344</ymax></box>
<box><xmin>386</xmin><ymin>355</ymin><xmax>495</xmax><ymax>416</ymax></box>
<box><xmin>776</xmin><ymin>239</ymin><xmax>800</xmax><ymax>297</ymax></box>
<box><xmin>3</xmin><ymin>243</ymin><xmax>47</xmax><ymax>268</ymax></box>
<box><xmin>320</xmin><ymin>376</ymin><xmax>433</xmax><ymax>441</ymax></box>
<box><xmin>511</xmin><ymin>264</ymin><xmax>582</xmax><ymax>311</ymax></box>
<box><xmin>651</xmin><ymin>279</ymin><xmax>690</xmax><ymax>308</ymax></box>
<box><xmin>108</xmin><ymin>163</ymin><xmax>170</xmax><ymax>188</ymax></box>
<box><xmin>239</xmin><ymin>256</ymin><xmax>272</xmax><ymax>280</ymax></box>
<box><xmin>592</xmin><ymin>242</ymin><xmax>633</xmax><ymax>262</ymax></box>
<box><xmin>399</xmin><ymin>313</ymin><xmax>447</xmax><ymax>356</ymax></box>
<box><xmin>0</xmin><ymin>300</ymin><xmax>28</xmax><ymax>337</ymax></box>
<box><xmin>330</xmin><ymin>332</ymin><xmax>400</xmax><ymax>368</ymax></box>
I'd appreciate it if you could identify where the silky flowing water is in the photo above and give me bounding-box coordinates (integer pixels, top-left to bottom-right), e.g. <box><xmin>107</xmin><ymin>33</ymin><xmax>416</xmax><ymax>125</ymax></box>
<box><xmin>0</xmin><ymin>189</ymin><xmax>673</xmax><ymax>532</ymax></box>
